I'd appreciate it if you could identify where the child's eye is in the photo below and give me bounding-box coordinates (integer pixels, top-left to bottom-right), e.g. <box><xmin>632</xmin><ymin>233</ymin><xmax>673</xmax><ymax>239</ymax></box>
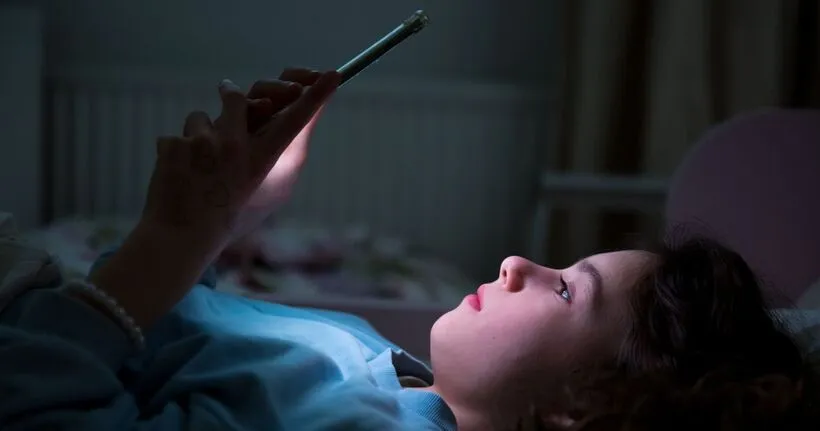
<box><xmin>559</xmin><ymin>276</ymin><xmax>572</xmax><ymax>303</ymax></box>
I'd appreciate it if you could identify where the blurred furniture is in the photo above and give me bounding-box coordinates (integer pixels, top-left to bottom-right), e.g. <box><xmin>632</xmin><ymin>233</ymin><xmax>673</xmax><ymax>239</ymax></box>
<box><xmin>529</xmin><ymin>173</ymin><xmax>668</xmax><ymax>265</ymax></box>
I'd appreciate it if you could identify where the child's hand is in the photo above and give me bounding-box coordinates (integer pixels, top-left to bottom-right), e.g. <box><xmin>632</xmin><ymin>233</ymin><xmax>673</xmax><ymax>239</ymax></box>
<box><xmin>244</xmin><ymin>69</ymin><xmax>327</xmax><ymax>212</ymax></box>
<box><xmin>140</xmin><ymin>70</ymin><xmax>341</xmax><ymax>248</ymax></box>
<box><xmin>227</xmin><ymin>69</ymin><xmax>330</xmax><ymax>240</ymax></box>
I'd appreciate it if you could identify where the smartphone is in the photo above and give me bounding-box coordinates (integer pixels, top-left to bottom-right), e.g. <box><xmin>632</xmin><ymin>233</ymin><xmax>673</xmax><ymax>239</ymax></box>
<box><xmin>337</xmin><ymin>10</ymin><xmax>430</xmax><ymax>86</ymax></box>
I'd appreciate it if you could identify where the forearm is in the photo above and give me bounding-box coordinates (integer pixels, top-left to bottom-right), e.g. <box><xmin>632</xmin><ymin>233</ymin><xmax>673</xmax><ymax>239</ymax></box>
<box><xmin>229</xmin><ymin>182</ymin><xmax>290</xmax><ymax>241</ymax></box>
<box><xmin>87</xmin><ymin>222</ymin><xmax>226</xmax><ymax>329</ymax></box>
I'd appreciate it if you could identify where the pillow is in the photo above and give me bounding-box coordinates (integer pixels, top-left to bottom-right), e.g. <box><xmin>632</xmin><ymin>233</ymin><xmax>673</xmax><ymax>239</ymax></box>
<box><xmin>773</xmin><ymin>309</ymin><xmax>820</xmax><ymax>359</ymax></box>
<box><xmin>797</xmin><ymin>277</ymin><xmax>820</xmax><ymax>309</ymax></box>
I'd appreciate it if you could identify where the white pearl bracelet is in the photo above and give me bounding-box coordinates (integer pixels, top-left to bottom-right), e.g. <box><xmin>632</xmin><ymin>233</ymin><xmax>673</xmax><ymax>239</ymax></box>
<box><xmin>65</xmin><ymin>282</ymin><xmax>146</xmax><ymax>351</ymax></box>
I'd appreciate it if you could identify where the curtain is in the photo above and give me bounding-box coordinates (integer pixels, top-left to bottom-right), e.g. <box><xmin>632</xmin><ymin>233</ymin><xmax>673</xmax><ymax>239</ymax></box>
<box><xmin>546</xmin><ymin>0</ymin><xmax>820</xmax><ymax>265</ymax></box>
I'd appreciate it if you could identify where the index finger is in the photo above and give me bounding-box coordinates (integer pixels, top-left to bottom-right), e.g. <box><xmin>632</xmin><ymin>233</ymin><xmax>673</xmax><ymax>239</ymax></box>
<box><xmin>255</xmin><ymin>71</ymin><xmax>340</xmax><ymax>158</ymax></box>
<box><xmin>217</xmin><ymin>79</ymin><xmax>248</xmax><ymax>139</ymax></box>
<box><xmin>247</xmin><ymin>79</ymin><xmax>302</xmax><ymax>101</ymax></box>
<box><xmin>278</xmin><ymin>68</ymin><xmax>322</xmax><ymax>86</ymax></box>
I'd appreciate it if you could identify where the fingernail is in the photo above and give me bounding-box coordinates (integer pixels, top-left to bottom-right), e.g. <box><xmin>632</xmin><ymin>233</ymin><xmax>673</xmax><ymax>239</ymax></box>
<box><xmin>219</xmin><ymin>79</ymin><xmax>239</xmax><ymax>91</ymax></box>
<box><xmin>320</xmin><ymin>70</ymin><xmax>341</xmax><ymax>82</ymax></box>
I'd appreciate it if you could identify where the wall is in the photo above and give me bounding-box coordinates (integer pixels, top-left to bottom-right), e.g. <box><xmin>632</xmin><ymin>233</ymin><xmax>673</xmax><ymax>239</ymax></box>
<box><xmin>0</xmin><ymin>5</ymin><xmax>42</xmax><ymax>230</ymax></box>
<box><xmin>36</xmin><ymin>0</ymin><xmax>555</xmax><ymax>84</ymax></box>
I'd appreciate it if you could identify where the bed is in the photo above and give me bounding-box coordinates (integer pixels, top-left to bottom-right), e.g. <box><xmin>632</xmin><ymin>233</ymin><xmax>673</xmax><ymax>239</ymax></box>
<box><xmin>23</xmin><ymin>217</ymin><xmax>473</xmax><ymax>304</ymax></box>
<box><xmin>19</xmin><ymin>216</ymin><xmax>473</xmax><ymax>359</ymax></box>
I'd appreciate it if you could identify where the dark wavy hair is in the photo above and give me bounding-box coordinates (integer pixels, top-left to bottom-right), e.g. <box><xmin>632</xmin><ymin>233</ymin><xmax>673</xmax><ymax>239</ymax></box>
<box><xmin>524</xmin><ymin>235</ymin><xmax>820</xmax><ymax>430</ymax></box>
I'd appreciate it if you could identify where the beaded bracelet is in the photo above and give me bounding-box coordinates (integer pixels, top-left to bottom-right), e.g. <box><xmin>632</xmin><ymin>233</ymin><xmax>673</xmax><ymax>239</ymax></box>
<box><xmin>64</xmin><ymin>282</ymin><xmax>146</xmax><ymax>351</ymax></box>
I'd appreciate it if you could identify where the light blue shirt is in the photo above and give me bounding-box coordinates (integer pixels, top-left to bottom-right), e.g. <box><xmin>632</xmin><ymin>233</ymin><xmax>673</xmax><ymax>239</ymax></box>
<box><xmin>0</xmin><ymin>249</ymin><xmax>456</xmax><ymax>430</ymax></box>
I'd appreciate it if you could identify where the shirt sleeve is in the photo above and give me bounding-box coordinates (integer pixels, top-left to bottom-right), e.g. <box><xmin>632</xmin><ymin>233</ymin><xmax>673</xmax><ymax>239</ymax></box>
<box><xmin>0</xmin><ymin>288</ymin><xmax>434</xmax><ymax>430</ymax></box>
<box><xmin>0</xmin><ymin>288</ymin><xmax>143</xmax><ymax>430</ymax></box>
<box><xmin>0</xmin><ymin>243</ymin><xmax>225</xmax><ymax>430</ymax></box>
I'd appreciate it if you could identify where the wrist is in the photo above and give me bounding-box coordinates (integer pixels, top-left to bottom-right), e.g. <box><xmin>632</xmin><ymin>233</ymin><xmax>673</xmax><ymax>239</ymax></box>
<box><xmin>229</xmin><ymin>205</ymin><xmax>277</xmax><ymax>242</ymax></box>
<box><xmin>87</xmin><ymin>220</ymin><xmax>227</xmax><ymax>328</ymax></box>
<box><xmin>133</xmin><ymin>216</ymin><xmax>233</xmax><ymax>254</ymax></box>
